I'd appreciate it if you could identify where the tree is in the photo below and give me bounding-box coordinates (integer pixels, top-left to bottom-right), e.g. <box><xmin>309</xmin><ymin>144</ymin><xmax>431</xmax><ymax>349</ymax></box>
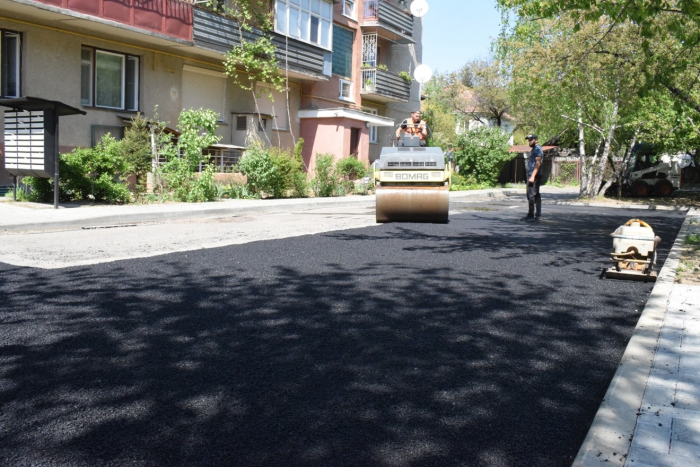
<box><xmin>500</xmin><ymin>14</ymin><xmax>649</xmax><ymax>197</ymax></box>
<box><xmin>422</xmin><ymin>72</ymin><xmax>461</xmax><ymax>148</ymax></box>
<box><xmin>119</xmin><ymin>113</ymin><xmax>153</xmax><ymax>189</ymax></box>
<box><xmin>422</xmin><ymin>61</ymin><xmax>512</xmax><ymax>149</ymax></box>
<box><xmin>202</xmin><ymin>1</ymin><xmax>289</xmax><ymax>146</ymax></box>
<box><xmin>453</xmin><ymin>127</ymin><xmax>513</xmax><ymax>187</ymax></box>
<box><xmin>457</xmin><ymin>59</ymin><xmax>511</xmax><ymax>128</ymax></box>
<box><xmin>497</xmin><ymin>0</ymin><xmax>700</xmax><ymax>115</ymax></box>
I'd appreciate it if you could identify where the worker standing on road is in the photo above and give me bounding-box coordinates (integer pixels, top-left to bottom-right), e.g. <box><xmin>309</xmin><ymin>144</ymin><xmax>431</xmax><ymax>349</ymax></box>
<box><xmin>524</xmin><ymin>134</ymin><xmax>542</xmax><ymax>221</ymax></box>
<box><xmin>395</xmin><ymin>110</ymin><xmax>428</xmax><ymax>146</ymax></box>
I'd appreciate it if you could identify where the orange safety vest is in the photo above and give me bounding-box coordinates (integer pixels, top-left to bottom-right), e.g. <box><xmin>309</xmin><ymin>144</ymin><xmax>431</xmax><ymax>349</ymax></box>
<box><xmin>402</xmin><ymin>119</ymin><xmax>426</xmax><ymax>140</ymax></box>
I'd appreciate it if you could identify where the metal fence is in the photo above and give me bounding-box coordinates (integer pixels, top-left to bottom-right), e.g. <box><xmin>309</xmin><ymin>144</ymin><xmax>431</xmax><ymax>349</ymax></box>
<box><xmin>498</xmin><ymin>155</ymin><xmax>581</xmax><ymax>185</ymax></box>
<box><xmin>153</xmin><ymin>149</ymin><xmax>243</xmax><ymax>173</ymax></box>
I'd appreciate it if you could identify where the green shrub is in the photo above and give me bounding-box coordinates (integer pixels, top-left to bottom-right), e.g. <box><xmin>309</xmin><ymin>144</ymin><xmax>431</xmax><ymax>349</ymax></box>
<box><xmin>336</xmin><ymin>156</ymin><xmax>367</xmax><ymax>180</ymax></box>
<box><xmin>450</xmin><ymin>171</ymin><xmax>493</xmax><ymax>191</ymax></box>
<box><xmin>158</xmin><ymin>108</ymin><xmax>221</xmax><ymax>202</ymax></box>
<box><xmin>312</xmin><ymin>153</ymin><xmax>338</xmax><ymax>197</ymax></box>
<box><xmin>119</xmin><ymin>113</ymin><xmax>153</xmax><ymax>190</ymax></box>
<box><xmin>290</xmin><ymin>138</ymin><xmax>309</xmax><ymax>197</ymax></box>
<box><xmin>220</xmin><ymin>182</ymin><xmax>258</xmax><ymax>199</ymax></box>
<box><xmin>290</xmin><ymin>172</ymin><xmax>309</xmax><ymax>198</ymax></box>
<box><xmin>552</xmin><ymin>161</ymin><xmax>578</xmax><ymax>186</ymax></box>
<box><xmin>454</xmin><ymin>127</ymin><xmax>513</xmax><ymax>187</ymax></box>
<box><xmin>53</xmin><ymin>135</ymin><xmax>131</xmax><ymax>204</ymax></box>
<box><xmin>335</xmin><ymin>156</ymin><xmax>366</xmax><ymax>193</ymax></box>
<box><xmin>239</xmin><ymin>144</ymin><xmax>284</xmax><ymax>197</ymax></box>
<box><xmin>18</xmin><ymin>177</ymin><xmax>53</xmax><ymax>203</ymax></box>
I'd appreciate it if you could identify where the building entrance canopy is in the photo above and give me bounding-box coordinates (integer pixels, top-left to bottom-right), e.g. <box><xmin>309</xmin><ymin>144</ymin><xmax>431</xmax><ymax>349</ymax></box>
<box><xmin>298</xmin><ymin>108</ymin><xmax>395</xmax><ymax>127</ymax></box>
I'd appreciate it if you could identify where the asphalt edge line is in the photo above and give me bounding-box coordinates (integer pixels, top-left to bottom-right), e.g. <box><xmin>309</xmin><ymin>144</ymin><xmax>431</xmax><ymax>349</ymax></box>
<box><xmin>572</xmin><ymin>208</ymin><xmax>694</xmax><ymax>466</ymax></box>
<box><xmin>1</xmin><ymin>190</ymin><xmax>523</xmax><ymax>233</ymax></box>
<box><xmin>0</xmin><ymin>198</ymin><xmax>376</xmax><ymax>233</ymax></box>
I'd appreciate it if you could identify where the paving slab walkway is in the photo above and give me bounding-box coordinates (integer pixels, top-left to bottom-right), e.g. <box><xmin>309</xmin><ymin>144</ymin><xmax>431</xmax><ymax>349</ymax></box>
<box><xmin>574</xmin><ymin>208</ymin><xmax>700</xmax><ymax>466</ymax></box>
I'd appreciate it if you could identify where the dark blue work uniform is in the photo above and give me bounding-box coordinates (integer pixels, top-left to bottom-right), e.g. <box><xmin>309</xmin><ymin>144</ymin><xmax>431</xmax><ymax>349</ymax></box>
<box><xmin>527</xmin><ymin>145</ymin><xmax>543</xmax><ymax>217</ymax></box>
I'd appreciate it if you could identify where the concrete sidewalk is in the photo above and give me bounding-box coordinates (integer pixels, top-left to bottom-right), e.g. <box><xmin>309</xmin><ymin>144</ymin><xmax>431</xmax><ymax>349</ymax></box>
<box><xmin>0</xmin><ymin>186</ymin><xmax>579</xmax><ymax>233</ymax></box>
<box><xmin>574</xmin><ymin>208</ymin><xmax>700</xmax><ymax>466</ymax></box>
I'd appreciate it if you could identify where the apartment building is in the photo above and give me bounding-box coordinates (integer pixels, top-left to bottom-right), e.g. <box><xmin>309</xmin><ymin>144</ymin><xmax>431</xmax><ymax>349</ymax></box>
<box><xmin>0</xmin><ymin>0</ymin><xmax>423</xmax><ymax>186</ymax></box>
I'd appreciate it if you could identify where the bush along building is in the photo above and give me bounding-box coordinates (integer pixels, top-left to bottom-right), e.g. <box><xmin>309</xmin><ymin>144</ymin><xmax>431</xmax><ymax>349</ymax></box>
<box><xmin>0</xmin><ymin>0</ymin><xmax>424</xmax><ymax>188</ymax></box>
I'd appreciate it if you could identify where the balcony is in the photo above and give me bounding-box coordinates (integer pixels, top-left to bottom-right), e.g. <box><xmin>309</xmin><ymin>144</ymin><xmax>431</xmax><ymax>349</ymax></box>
<box><xmin>191</xmin><ymin>6</ymin><xmax>329</xmax><ymax>81</ymax></box>
<box><xmin>362</xmin><ymin>0</ymin><xmax>414</xmax><ymax>43</ymax></box>
<box><xmin>361</xmin><ymin>67</ymin><xmax>410</xmax><ymax>103</ymax></box>
<box><xmin>30</xmin><ymin>0</ymin><xmax>193</xmax><ymax>40</ymax></box>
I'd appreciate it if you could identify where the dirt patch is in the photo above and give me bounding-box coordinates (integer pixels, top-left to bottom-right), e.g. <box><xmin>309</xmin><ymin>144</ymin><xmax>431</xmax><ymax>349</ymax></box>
<box><xmin>676</xmin><ymin>226</ymin><xmax>700</xmax><ymax>285</ymax></box>
<box><xmin>596</xmin><ymin>190</ymin><xmax>700</xmax><ymax>209</ymax></box>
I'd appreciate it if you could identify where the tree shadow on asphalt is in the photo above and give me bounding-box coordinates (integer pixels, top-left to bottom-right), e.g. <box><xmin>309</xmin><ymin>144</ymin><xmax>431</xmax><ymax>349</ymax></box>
<box><xmin>0</xmin><ymin>208</ymin><xmax>685</xmax><ymax>467</ymax></box>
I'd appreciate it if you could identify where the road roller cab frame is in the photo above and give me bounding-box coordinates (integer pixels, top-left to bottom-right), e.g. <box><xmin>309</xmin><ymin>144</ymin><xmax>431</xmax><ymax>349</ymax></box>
<box><xmin>373</xmin><ymin>133</ymin><xmax>452</xmax><ymax>223</ymax></box>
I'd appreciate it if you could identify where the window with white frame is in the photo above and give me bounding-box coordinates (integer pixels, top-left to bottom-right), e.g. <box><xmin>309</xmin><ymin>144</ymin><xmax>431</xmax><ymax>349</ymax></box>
<box><xmin>1</xmin><ymin>30</ymin><xmax>21</xmax><ymax>98</ymax></box>
<box><xmin>366</xmin><ymin>108</ymin><xmax>378</xmax><ymax>143</ymax></box>
<box><xmin>275</xmin><ymin>0</ymin><xmax>333</xmax><ymax>49</ymax></box>
<box><xmin>339</xmin><ymin>79</ymin><xmax>353</xmax><ymax>102</ymax></box>
<box><xmin>342</xmin><ymin>0</ymin><xmax>356</xmax><ymax>19</ymax></box>
<box><xmin>81</xmin><ymin>47</ymin><xmax>139</xmax><ymax>111</ymax></box>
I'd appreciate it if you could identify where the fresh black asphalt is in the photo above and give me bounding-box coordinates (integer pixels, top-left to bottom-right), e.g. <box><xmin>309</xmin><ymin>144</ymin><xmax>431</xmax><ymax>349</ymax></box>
<box><xmin>0</xmin><ymin>201</ymin><xmax>686</xmax><ymax>467</ymax></box>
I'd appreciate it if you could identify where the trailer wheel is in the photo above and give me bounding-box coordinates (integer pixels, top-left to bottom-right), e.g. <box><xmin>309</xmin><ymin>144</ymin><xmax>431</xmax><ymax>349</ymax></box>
<box><xmin>654</xmin><ymin>179</ymin><xmax>673</xmax><ymax>197</ymax></box>
<box><xmin>630</xmin><ymin>180</ymin><xmax>650</xmax><ymax>197</ymax></box>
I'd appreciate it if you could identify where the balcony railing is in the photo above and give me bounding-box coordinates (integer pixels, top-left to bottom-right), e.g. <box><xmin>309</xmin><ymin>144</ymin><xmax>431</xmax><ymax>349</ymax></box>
<box><xmin>32</xmin><ymin>0</ymin><xmax>193</xmax><ymax>40</ymax></box>
<box><xmin>361</xmin><ymin>67</ymin><xmax>410</xmax><ymax>102</ymax></box>
<box><xmin>192</xmin><ymin>7</ymin><xmax>328</xmax><ymax>79</ymax></box>
<box><xmin>362</xmin><ymin>0</ymin><xmax>413</xmax><ymax>39</ymax></box>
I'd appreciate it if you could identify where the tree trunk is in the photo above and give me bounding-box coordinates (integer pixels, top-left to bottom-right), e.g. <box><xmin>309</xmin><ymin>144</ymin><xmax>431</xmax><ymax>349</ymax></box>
<box><xmin>591</xmin><ymin>93</ymin><xmax>620</xmax><ymax>197</ymax></box>
<box><xmin>578</xmin><ymin>114</ymin><xmax>589</xmax><ymax>198</ymax></box>
<box><xmin>584</xmin><ymin>139</ymin><xmax>602</xmax><ymax>197</ymax></box>
<box><xmin>616</xmin><ymin>129</ymin><xmax>639</xmax><ymax>197</ymax></box>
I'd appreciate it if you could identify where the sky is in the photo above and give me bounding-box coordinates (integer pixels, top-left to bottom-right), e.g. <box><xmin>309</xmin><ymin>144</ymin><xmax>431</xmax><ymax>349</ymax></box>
<box><xmin>420</xmin><ymin>0</ymin><xmax>502</xmax><ymax>76</ymax></box>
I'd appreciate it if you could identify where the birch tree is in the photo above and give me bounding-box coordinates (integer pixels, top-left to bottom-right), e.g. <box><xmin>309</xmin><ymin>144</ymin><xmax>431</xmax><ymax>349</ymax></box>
<box><xmin>500</xmin><ymin>14</ymin><xmax>651</xmax><ymax>197</ymax></box>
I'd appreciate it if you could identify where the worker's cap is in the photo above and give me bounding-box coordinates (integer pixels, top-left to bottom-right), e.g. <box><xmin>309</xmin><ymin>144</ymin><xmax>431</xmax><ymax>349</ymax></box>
<box><xmin>525</xmin><ymin>134</ymin><xmax>538</xmax><ymax>140</ymax></box>
<box><xmin>411</xmin><ymin>109</ymin><xmax>421</xmax><ymax>113</ymax></box>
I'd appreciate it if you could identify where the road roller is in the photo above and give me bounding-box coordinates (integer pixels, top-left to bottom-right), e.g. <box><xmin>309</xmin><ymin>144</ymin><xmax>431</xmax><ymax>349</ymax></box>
<box><xmin>606</xmin><ymin>219</ymin><xmax>661</xmax><ymax>281</ymax></box>
<box><xmin>373</xmin><ymin>136</ymin><xmax>452</xmax><ymax>223</ymax></box>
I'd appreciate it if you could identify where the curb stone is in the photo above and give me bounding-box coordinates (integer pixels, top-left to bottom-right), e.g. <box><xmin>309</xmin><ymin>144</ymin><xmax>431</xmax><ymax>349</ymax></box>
<box><xmin>572</xmin><ymin>208</ymin><xmax>696</xmax><ymax>466</ymax></box>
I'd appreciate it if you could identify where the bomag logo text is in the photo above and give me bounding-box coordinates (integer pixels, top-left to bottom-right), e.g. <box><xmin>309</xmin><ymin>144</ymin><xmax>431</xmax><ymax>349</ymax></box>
<box><xmin>395</xmin><ymin>173</ymin><xmax>429</xmax><ymax>180</ymax></box>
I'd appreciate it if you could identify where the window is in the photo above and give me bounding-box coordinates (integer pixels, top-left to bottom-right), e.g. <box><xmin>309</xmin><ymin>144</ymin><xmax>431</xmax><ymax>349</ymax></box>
<box><xmin>275</xmin><ymin>0</ymin><xmax>332</xmax><ymax>49</ymax></box>
<box><xmin>182</xmin><ymin>65</ymin><xmax>226</xmax><ymax>122</ymax></box>
<box><xmin>91</xmin><ymin>125</ymin><xmax>124</xmax><ymax>146</ymax></box>
<box><xmin>342</xmin><ymin>0</ymin><xmax>356</xmax><ymax>19</ymax></box>
<box><xmin>1</xmin><ymin>30</ymin><xmax>21</xmax><ymax>98</ymax></box>
<box><xmin>236</xmin><ymin>116</ymin><xmax>247</xmax><ymax>131</ymax></box>
<box><xmin>366</xmin><ymin>108</ymin><xmax>378</xmax><ymax>143</ymax></box>
<box><xmin>332</xmin><ymin>25</ymin><xmax>354</xmax><ymax>78</ymax></box>
<box><xmin>257</xmin><ymin>117</ymin><xmax>267</xmax><ymax>131</ymax></box>
<box><xmin>339</xmin><ymin>79</ymin><xmax>353</xmax><ymax>102</ymax></box>
<box><xmin>81</xmin><ymin>47</ymin><xmax>139</xmax><ymax>111</ymax></box>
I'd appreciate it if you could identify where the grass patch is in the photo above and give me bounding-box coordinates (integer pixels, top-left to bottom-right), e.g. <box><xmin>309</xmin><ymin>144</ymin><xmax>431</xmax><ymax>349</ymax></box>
<box><xmin>686</xmin><ymin>234</ymin><xmax>700</xmax><ymax>246</ymax></box>
<box><xmin>677</xmin><ymin>232</ymin><xmax>700</xmax><ymax>285</ymax></box>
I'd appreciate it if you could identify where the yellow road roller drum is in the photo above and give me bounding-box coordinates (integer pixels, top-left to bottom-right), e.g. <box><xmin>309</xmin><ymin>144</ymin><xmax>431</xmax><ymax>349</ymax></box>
<box><xmin>374</xmin><ymin>146</ymin><xmax>452</xmax><ymax>223</ymax></box>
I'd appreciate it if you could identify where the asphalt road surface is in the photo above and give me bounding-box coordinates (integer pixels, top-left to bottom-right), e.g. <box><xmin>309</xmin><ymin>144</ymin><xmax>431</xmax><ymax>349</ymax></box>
<box><xmin>0</xmin><ymin>200</ymin><xmax>686</xmax><ymax>467</ymax></box>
